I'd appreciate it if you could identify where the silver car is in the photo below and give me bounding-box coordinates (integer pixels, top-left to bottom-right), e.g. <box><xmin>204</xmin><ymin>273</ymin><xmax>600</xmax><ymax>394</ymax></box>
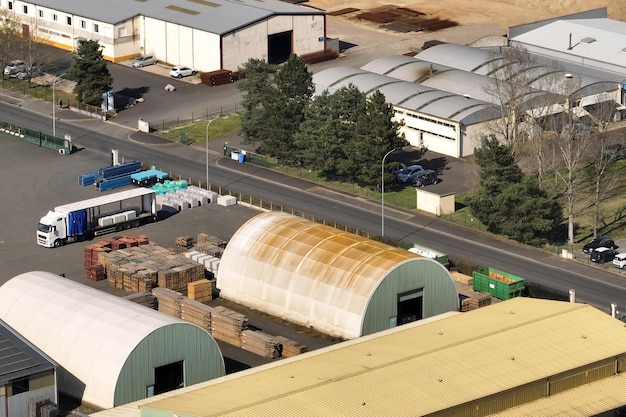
<box><xmin>4</xmin><ymin>60</ymin><xmax>26</xmax><ymax>75</ymax></box>
<box><xmin>131</xmin><ymin>55</ymin><xmax>157</xmax><ymax>68</ymax></box>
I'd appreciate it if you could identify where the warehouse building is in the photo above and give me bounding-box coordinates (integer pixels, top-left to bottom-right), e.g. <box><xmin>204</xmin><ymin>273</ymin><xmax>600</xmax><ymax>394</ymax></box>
<box><xmin>91</xmin><ymin>298</ymin><xmax>626</xmax><ymax>417</ymax></box>
<box><xmin>0</xmin><ymin>0</ymin><xmax>325</xmax><ymax>71</ymax></box>
<box><xmin>0</xmin><ymin>319</ymin><xmax>58</xmax><ymax>417</ymax></box>
<box><xmin>216</xmin><ymin>211</ymin><xmax>459</xmax><ymax>339</ymax></box>
<box><xmin>0</xmin><ymin>271</ymin><xmax>225</xmax><ymax>409</ymax></box>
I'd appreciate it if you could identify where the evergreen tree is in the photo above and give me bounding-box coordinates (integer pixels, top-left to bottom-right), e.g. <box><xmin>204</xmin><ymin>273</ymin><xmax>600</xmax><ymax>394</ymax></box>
<box><xmin>237</xmin><ymin>59</ymin><xmax>276</xmax><ymax>149</ymax></box>
<box><xmin>467</xmin><ymin>138</ymin><xmax>562</xmax><ymax>245</ymax></box>
<box><xmin>65</xmin><ymin>40</ymin><xmax>112</xmax><ymax>106</ymax></box>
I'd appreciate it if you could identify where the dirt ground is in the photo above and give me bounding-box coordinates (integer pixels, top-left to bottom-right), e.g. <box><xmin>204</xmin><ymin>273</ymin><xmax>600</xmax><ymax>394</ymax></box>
<box><xmin>306</xmin><ymin>0</ymin><xmax>626</xmax><ymax>31</ymax></box>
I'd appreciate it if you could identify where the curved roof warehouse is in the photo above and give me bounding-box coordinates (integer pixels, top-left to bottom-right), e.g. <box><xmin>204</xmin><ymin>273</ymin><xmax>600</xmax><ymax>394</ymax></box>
<box><xmin>0</xmin><ymin>271</ymin><xmax>225</xmax><ymax>409</ymax></box>
<box><xmin>217</xmin><ymin>211</ymin><xmax>459</xmax><ymax>339</ymax></box>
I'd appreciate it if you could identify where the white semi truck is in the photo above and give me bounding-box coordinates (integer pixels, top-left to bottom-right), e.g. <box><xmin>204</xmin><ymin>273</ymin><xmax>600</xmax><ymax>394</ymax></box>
<box><xmin>37</xmin><ymin>188</ymin><xmax>157</xmax><ymax>248</ymax></box>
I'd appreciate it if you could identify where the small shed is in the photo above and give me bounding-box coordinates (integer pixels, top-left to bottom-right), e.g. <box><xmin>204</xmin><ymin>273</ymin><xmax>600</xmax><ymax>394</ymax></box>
<box><xmin>217</xmin><ymin>212</ymin><xmax>459</xmax><ymax>339</ymax></box>
<box><xmin>0</xmin><ymin>272</ymin><xmax>225</xmax><ymax>409</ymax></box>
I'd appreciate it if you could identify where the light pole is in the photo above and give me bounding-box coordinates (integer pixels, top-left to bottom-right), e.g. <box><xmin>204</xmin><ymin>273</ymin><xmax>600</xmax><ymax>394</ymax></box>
<box><xmin>205</xmin><ymin>114</ymin><xmax>223</xmax><ymax>190</ymax></box>
<box><xmin>381</xmin><ymin>148</ymin><xmax>398</xmax><ymax>237</ymax></box>
<box><xmin>52</xmin><ymin>73</ymin><xmax>65</xmax><ymax>137</ymax></box>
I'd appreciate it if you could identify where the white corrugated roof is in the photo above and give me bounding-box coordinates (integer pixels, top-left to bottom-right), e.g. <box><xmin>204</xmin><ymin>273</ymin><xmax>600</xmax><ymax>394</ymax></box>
<box><xmin>0</xmin><ymin>272</ymin><xmax>192</xmax><ymax>408</ymax></box>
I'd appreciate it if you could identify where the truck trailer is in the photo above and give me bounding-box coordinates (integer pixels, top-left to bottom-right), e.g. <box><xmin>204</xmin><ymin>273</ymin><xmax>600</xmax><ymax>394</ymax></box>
<box><xmin>37</xmin><ymin>188</ymin><xmax>157</xmax><ymax>248</ymax></box>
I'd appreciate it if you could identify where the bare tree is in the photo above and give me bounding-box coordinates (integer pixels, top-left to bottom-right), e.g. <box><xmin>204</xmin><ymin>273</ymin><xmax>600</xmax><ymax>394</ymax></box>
<box><xmin>0</xmin><ymin>9</ymin><xmax>22</xmax><ymax>81</ymax></box>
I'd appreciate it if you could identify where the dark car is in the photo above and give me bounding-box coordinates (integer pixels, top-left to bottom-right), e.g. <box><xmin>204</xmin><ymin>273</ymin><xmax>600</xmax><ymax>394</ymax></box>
<box><xmin>590</xmin><ymin>247</ymin><xmax>616</xmax><ymax>264</ymax></box>
<box><xmin>411</xmin><ymin>169</ymin><xmax>438</xmax><ymax>187</ymax></box>
<box><xmin>582</xmin><ymin>236</ymin><xmax>617</xmax><ymax>254</ymax></box>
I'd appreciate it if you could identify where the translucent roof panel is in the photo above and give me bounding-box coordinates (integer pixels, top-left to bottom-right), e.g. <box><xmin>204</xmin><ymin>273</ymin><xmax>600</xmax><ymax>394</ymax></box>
<box><xmin>217</xmin><ymin>212</ymin><xmax>421</xmax><ymax>339</ymax></box>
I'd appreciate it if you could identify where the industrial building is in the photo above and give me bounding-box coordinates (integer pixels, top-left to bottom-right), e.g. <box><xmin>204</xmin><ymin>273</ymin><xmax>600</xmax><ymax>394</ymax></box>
<box><xmin>216</xmin><ymin>211</ymin><xmax>459</xmax><ymax>339</ymax></box>
<box><xmin>0</xmin><ymin>271</ymin><xmax>225</xmax><ymax>409</ymax></box>
<box><xmin>0</xmin><ymin>0</ymin><xmax>325</xmax><ymax>71</ymax></box>
<box><xmin>0</xmin><ymin>319</ymin><xmax>58</xmax><ymax>417</ymax></box>
<box><xmin>91</xmin><ymin>297</ymin><xmax>626</xmax><ymax>417</ymax></box>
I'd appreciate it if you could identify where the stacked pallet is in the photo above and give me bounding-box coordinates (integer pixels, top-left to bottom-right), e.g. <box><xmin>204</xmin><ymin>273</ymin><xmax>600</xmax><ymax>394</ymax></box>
<box><xmin>180</xmin><ymin>298</ymin><xmax>212</xmax><ymax>331</ymax></box>
<box><xmin>273</xmin><ymin>335</ymin><xmax>308</xmax><ymax>357</ymax></box>
<box><xmin>211</xmin><ymin>306</ymin><xmax>248</xmax><ymax>346</ymax></box>
<box><xmin>84</xmin><ymin>235</ymin><xmax>151</xmax><ymax>281</ymax></box>
<box><xmin>241</xmin><ymin>330</ymin><xmax>281</xmax><ymax>359</ymax></box>
<box><xmin>153</xmin><ymin>287</ymin><xmax>184</xmax><ymax>317</ymax></box>
<box><xmin>157</xmin><ymin>264</ymin><xmax>205</xmax><ymax>290</ymax></box>
<box><xmin>194</xmin><ymin>243</ymin><xmax>224</xmax><ymax>258</ymax></box>
<box><xmin>188</xmin><ymin>279</ymin><xmax>213</xmax><ymax>302</ymax></box>
<box><xmin>197</xmin><ymin>233</ymin><xmax>227</xmax><ymax>248</ymax></box>
<box><xmin>176</xmin><ymin>236</ymin><xmax>194</xmax><ymax>248</ymax></box>
<box><xmin>200</xmin><ymin>69</ymin><xmax>234</xmax><ymax>86</ymax></box>
<box><xmin>461</xmin><ymin>293</ymin><xmax>492</xmax><ymax>312</ymax></box>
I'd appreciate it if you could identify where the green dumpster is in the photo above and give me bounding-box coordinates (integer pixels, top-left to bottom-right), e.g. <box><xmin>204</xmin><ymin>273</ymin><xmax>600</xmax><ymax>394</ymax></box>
<box><xmin>472</xmin><ymin>267</ymin><xmax>525</xmax><ymax>300</ymax></box>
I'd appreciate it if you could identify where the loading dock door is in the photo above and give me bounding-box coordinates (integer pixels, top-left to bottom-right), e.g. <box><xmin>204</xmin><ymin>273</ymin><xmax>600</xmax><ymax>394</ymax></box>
<box><xmin>154</xmin><ymin>360</ymin><xmax>184</xmax><ymax>395</ymax></box>
<box><xmin>268</xmin><ymin>31</ymin><xmax>292</xmax><ymax>65</ymax></box>
<box><xmin>397</xmin><ymin>289</ymin><xmax>424</xmax><ymax>325</ymax></box>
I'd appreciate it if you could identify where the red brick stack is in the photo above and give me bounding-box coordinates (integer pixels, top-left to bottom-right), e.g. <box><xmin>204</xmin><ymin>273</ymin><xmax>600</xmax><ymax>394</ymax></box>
<box><xmin>83</xmin><ymin>235</ymin><xmax>151</xmax><ymax>281</ymax></box>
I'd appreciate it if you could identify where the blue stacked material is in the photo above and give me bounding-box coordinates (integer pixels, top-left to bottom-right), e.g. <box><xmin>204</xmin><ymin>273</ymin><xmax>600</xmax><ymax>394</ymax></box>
<box><xmin>97</xmin><ymin>161</ymin><xmax>142</xmax><ymax>181</ymax></box>
<box><xmin>130</xmin><ymin>169</ymin><xmax>169</xmax><ymax>187</ymax></box>
<box><xmin>78</xmin><ymin>172</ymin><xmax>98</xmax><ymax>186</ymax></box>
<box><xmin>96</xmin><ymin>175</ymin><xmax>133</xmax><ymax>192</ymax></box>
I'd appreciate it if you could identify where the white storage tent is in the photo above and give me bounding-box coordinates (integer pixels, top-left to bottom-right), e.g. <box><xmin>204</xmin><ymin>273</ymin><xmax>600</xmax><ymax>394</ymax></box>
<box><xmin>0</xmin><ymin>271</ymin><xmax>225</xmax><ymax>409</ymax></box>
<box><xmin>217</xmin><ymin>212</ymin><xmax>458</xmax><ymax>339</ymax></box>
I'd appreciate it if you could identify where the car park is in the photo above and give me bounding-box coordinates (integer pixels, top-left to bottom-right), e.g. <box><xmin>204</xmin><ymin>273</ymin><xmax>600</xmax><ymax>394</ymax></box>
<box><xmin>3</xmin><ymin>60</ymin><xmax>26</xmax><ymax>76</ymax></box>
<box><xmin>582</xmin><ymin>236</ymin><xmax>617</xmax><ymax>254</ymax></box>
<box><xmin>590</xmin><ymin>247</ymin><xmax>616</xmax><ymax>264</ymax></box>
<box><xmin>614</xmin><ymin>253</ymin><xmax>626</xmax><ymax>269</ymax></box>
<box><xmin>170</xmin><ymin>65</ymin><xmax>196</xmax><ymax>78</ymax></box>
<box><xmin>411</xmin><ymin>169</ymin><xmax>439</xmax><ymax>187</ymax></box>
<box><xmin>397</xmin><ymin>165</ymin><xmax>426</xmax><ymax>183</ymax></box>
<box><xmin>131</xmin><ymin>55</ymin><xmax>157</xmax><ymax>68</ymax></box>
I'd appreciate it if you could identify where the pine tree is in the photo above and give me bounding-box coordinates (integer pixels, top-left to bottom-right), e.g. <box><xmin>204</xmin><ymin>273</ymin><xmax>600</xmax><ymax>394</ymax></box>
<box><xmin>65</xmin><ymin>40</ymin><xmax>112</xmax><ymax>106</ymax></box>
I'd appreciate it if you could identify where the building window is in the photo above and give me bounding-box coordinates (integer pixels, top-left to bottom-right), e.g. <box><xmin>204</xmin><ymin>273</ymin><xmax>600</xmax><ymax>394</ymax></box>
<box><xmin>39</xmin><ymin>9</ymin><xmax>43</xmax><ymax>18</ymax></box>
<box><xmin>66</xmin><ymin>16</ymin><xmax>71</xmax><ymax>25</ymax></box>
<box><xmin>11</xmin><ymin>378</ymin><xmax>29</xmax><ymax>395</ymax></box>
<box><xmin>80</xmin><ymin>20</ymin><xmax>86</xmax><ymax>29</ymax></box>
<box><xmin>52</xmin><ymin>14</ymin><xmax>57</xmax><ymax>22</ymax></box>
<box><xmin>8</xmin><ymin>1</ymin><xmax>13</xmax><ymax>10</ymax></box>
<box><xmin>22</xmin><ymin>5</ymin><xmax>27</xmax><ymax>13</ymax></box>
<box><xmin>93</xmin><ymin>23</ymin><xmax>99</xmax><ymax>33</ymax></box>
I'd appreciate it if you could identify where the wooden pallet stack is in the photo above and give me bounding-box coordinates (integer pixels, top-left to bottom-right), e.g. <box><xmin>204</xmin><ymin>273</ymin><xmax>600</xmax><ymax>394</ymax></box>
<box><xmin>197</xmin><ymin>233</ymin><xmax>227</xmax><ymax>248</ymax></box>
<box><xmin>153</xmin><ymin>287</ymin><xmax>184</xmax><ymax>318</ymax></box>
<box><xmin>180</xmin><ymin>298</ymin><xmax>213</xmax><ymax>331</ymax></box>
<box><xmin>175</xmin><ymin>235</ymin><xmax>194</xmax><ymax>248</ymax></box>
<box><xmin>210</xmin><ymin>305</ymin><xmax>248</xmax><ymax>346</ymax></box>
<box><xmin>188</xmin><ymin>279</ymin><xmax>213</xmax><ymax>302</ymax></box>
<box><xmin>194</xmin><ymin>243</ymin><xmax>224</xmax><ymax>258</ymax></box>
<box><xmin>200</xmin><ymin>69</ymin><xmax>234</xmax><ymax>87</ymax></box>
<box><xmin>84</xmin><ymin>235</ymin><xmax>151</xmax><ymax>281</ymax></box>
<box><xmin>273</xmin><ymin>335</ymin><xmax>308</xmax><ymax>358</ymax></box>
<box><xmin>461</xmin><ymin>293</ymin><xmax>492</xmax><ymax>312</ymax></box>
<box><xmin>241</xmin><ymin>330</ymin><xmax>282</xmax><ymax>359</ymax></box>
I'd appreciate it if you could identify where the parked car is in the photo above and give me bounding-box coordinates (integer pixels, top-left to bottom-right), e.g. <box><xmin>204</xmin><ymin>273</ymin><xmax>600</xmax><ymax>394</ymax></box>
<box><xmin>170</xmin><ymin>66</ymin><xmax>196</xmax><ymax>78</ymax></box>
<box><xmin>582</xmin><ymin>236</ymin><xmax>617</xmax><ymax>254</ymax></box>
<box><xmin>613</xmin><ymin>253</ymin><xmax>626</xmax><ymax>269</ymax></box>
<box><xmin>411</xmin><ymin>169</ymin><xmax>439</xmax><ymax>187</ymax></box>
<box><xmin>131</xmin><ymin>55</ymin><xmax>157</xmax><ymax>68</ymax></box>
<box><xmin>15</xmin><ymin>65</ymin><xmax>42</xmax><ymax>80</ymax></box>
<box><xmin>4</xmin><ymin>60</ymin><xmax>26</xmax><ymax>76</ymax></box>
<box><xmin>590</xmin><ymin>247</ymin><xmax>616</xmax><ymax>264</ymax></box>
<box><xmin>397</xmin><ymin>165</ymin><xmax>426</xmax><ymax>183</ymax></box>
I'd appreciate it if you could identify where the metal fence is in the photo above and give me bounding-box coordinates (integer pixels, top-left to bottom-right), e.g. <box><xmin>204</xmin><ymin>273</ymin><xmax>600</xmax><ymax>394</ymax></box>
<box><xmin>0</xmin><ymin>119</ymin><xmax>72</xmax><ymax>154</ymax></box>
<box><xmin>148</xmin><ymin>103</ymin><xmax>241</xmax><ymax>132</ymax></box>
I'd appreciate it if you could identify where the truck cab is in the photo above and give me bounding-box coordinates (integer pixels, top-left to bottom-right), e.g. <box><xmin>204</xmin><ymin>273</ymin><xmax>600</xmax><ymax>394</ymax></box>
<box><xmin>37</xmin><ymin>211</ymin><xmax>68</xmax><ymax>248</ymax></box>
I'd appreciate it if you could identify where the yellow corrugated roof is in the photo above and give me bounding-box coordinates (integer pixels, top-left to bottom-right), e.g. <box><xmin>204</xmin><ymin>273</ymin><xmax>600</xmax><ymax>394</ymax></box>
<box><xmin>135</xmin><ymin>298</ymin><xmax>626</xmax><ymax>417</ymax></box>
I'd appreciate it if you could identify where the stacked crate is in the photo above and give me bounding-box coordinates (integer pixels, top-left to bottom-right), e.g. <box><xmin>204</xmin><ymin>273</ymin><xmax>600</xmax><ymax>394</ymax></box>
<box><xmin>241</xmin><ymin>330</ymin><xmax>282</xmax><ymax>359</ymax></box>
<box><xmin>84</xmin><ymin>235</ymin><xmax>151</xmax><ymax>281</ymax></box>
<box><xmin>273</xmin><ymin>336</ymin><xmax>308</xmax><ymax>357</ymax></box>
<box><xmin>197</xmin><ymin>233</ymin><xmax>227</xmax><ymax>248</ymax></box>
<box><xmin>210</xmin><ymin>306</ymin><xmax>248</xmax><ymax>346</ymax></box>
<box><xmin>175</xmin><ymin>236</ymin><xmax>194</xmax><ymax>248</ymax></box>
<box><xmin>188</xmin><ymin>279</ymin><xmax>213</xmax><ymax>302</ymax></box>
<box><xmin>461</xmin><ymin>293</ymin><xmax>492</xmax><ymax>312</ymax></box>
<box><xmin>200</xmin><ymin>69</ymin><xmax>234</xmax><ymax>86</ymax></box>
<box><xmin>153</xmin><ymin>287</ymin><xmax>184</xmax><ymax>317</ymax></box>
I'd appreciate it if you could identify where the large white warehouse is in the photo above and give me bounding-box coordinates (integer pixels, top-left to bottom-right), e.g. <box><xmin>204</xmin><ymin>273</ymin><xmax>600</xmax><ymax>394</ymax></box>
<box><xmin>0</xmin><ymin>271</ymin><xmax>225</xmax><ymax>409</ymax></box>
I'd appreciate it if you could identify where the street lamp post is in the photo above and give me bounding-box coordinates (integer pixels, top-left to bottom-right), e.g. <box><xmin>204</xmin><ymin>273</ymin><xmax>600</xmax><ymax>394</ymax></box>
<box><xmin>381</xmin><ymin>148</ymin><xmax>398</xmax><ymax>237</ymax></box>
<box><xmin>205</xmin><ymin>114</ymin><xmax>222</xmax><ymax>190</ymax></box>
<box><xmin>52</xmin><ymin>73</ymin><xmax>65</xmax><ymax>137</ymax></box>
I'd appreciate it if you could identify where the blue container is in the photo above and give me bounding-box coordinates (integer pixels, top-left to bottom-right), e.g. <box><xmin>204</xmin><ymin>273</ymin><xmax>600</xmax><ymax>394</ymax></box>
<box><xmin>238</xmin><ymin>153</ymin><xmax>245</xmax><ymax>163</ymax></box>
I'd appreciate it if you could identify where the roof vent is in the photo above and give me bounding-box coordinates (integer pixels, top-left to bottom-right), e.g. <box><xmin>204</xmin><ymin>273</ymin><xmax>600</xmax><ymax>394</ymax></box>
<box><xmin>621</xmin><ymin>48</ymin><xmax>626</xmax><ymax>53</ymax></box>
<box><xmin>581</xmin><ymin>37</ymin><xmax>596</xmax><ymax>44</ymax></box>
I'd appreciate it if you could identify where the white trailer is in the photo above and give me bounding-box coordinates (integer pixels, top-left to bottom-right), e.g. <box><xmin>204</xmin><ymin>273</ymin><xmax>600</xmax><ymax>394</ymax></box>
<box><xmin>37</xmin><ymin>188</ymin><xmax>157</xmax><ymax>248</ymax></box>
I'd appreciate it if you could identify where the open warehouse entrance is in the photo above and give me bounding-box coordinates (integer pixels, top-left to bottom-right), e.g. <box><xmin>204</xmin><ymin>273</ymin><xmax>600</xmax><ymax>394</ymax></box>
<box><xmin>268</xmin><ymin>31</ymin><xmax>292</xmax><ymax>64</ymax></box>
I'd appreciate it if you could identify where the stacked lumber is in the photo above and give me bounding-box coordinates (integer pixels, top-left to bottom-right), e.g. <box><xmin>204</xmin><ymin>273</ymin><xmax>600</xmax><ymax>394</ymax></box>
<box><xmin>98</xmin><ymin>244</ymin><xmax>204</xmax><ymax>292</ymax></box>
<box><xmin>241</xmin><ymin>330</ymin><xmax>281</xmax><ymax>359</ymax></box>
<box><xmin>176</xmin><ymin>236</ymin><xmax>194</xmax><ymax>248</ymax></box>
<box><xmin>123</xmin><ymin>291</ymin><xmax>156</xmax><ymax>308</ymax></box>
<box><xmin>461</xmin><ymin>293</ymin><xmax>492</xmax><ymax>312</ymax></box>
<box><xmin>211</xmin><ymin>305</ymin><xmax>248</xmax><ymax>346</ymax></box>
<box><xmin>180</xmin><ymin>298</ymin><xmax>212</xmax><ymax>331</ymax></box>
<box><xmin>194</xmin><ymin>243</ymin><xmax>224</xmax><ymax>258</ymax></box>
<box><xmin>197</xmin><ymin>234</ymin><xmax>227</xmax><ymax>248</ymax></box>
<box><xmin>153</xmin><ymin>287</ymin><xmax>184</xmax><ymax>317</ymax></box>
<box><xmin>273</xmin><ymin>335</ymin><xmax>308</xmax><ymax>357</ymax></box>
<box><xmin>450</xmin><ymin>270</ymin><xmax>473</xmax><ymax>285</ymax></box>
<box><xmin>200</xmin><ymin>69</ymin><xmax>234</xmax><ymax>87</ymax></box>
<box><xmin>84</xmin><ymin>235</ymin><xmax>151</xmax><ymax>281</ymax></box>
<box><xmin>188</xmin><ymin>279</ymin><xmax>213</xmax><ymax>302</ymax></box>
